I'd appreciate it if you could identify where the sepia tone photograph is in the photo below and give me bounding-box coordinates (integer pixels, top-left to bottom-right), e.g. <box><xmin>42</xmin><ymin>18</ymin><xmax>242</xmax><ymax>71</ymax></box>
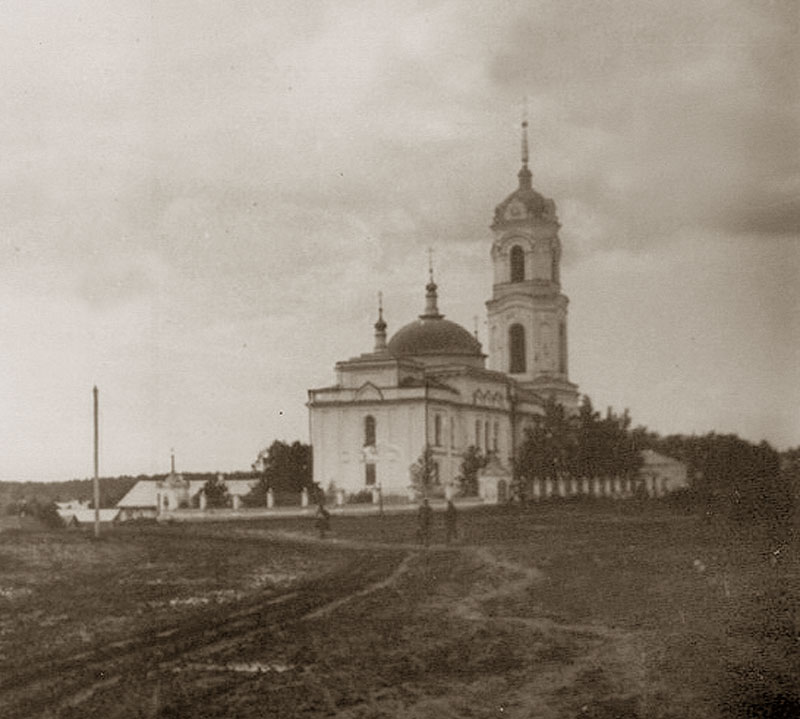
<box><xmin>1</xmin><ymin>1</ymin><xmax>798</xmax><ymax>717</ymax></box>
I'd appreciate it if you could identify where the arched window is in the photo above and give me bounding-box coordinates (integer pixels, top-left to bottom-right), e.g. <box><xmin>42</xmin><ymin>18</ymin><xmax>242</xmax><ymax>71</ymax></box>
<box><xmin>559</xmin><ymin>322</ymin><xmax>567</xmax><ymax>374</ymax></box>
<box><xmin>364</xmin><ymin>415</ymin><xmax>376</xmax><ymax>446</ymax></box>
<box><xmin>510</xmin><ymin>245</ymin><xmax>525</xmax><ymax>283</ymax></box>
<box><xmin>509</xmin><ymin>324</ymin><xmax>526</xmax><ymax>374</ymax></box>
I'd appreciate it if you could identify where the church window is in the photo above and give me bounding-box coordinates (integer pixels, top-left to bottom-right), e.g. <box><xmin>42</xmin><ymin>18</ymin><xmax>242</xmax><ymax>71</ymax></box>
<box><xmin>434</xmin><ymin>414</ymin><xmax>443</xmax><ymax>446</ymax></box>
<box><xmin>475</xmin><ymin>420</ymin><xmax>481</xmax><ymax>449</ymax></box>
<box><xmin>493</xmin><ymin>422</ymin><xmax>499</xmax><ymax>453</ymax></box>
<box><xmin>510</xmin><ymin>245</ymin><xmax>525</xmax><ymax>283</ymax></box>
<box><xmin>365</xmin><ymin>463</ymin><xmax>376</xmax><ymax>486</ymax></box>
<box><xmin>509</xmin><ymin>324</ymin><xmax>526</xmax><ymax>374</ymax></box>
<box><xmin>364</xmin><ymin>415</ymin><xmax>376</xmax><ymax>446</ymax></box>
<box><xmin>559</xmin><ymin>322</ymin><xmax>567</xmax><ymax>374</ymax></box>
<box><xmin>485</xmin><ymin>421</ymin><xmax>490</xmax><ymax>452</ymax></box>
<box><xmin>541</xmin><ymin>322</ymin><xmax>554</xmax><ymax>370</ymax></box>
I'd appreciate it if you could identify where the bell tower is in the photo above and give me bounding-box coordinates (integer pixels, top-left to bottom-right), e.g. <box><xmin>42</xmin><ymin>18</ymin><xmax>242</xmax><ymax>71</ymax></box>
<box><xmin>485</xmin><ymin>118</ymin><xmax>578</xmax><ymax>409</ymax></box>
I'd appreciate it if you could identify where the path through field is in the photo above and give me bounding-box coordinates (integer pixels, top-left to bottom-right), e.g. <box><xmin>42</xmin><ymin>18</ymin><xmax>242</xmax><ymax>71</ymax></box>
<box><xmin>3</xmin><ymin>509</ymin><xmax>795</xmax><ymax>718</ymax></box>
<box><xmin>0</xmin><ymin>535</ymin><xmax>412</xmax><ymax>718</ymax></box>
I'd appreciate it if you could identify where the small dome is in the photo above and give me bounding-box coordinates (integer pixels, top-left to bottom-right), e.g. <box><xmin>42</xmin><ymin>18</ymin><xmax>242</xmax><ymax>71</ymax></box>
<box><xmin>492</xmin><ymin>167</ymin><xmax>548</xmax><ymax>227</ymax></box>
<box><xmin>388</xmin><ymin>317</ymin><xmax>482</xmax><ymax>358</ymax></box>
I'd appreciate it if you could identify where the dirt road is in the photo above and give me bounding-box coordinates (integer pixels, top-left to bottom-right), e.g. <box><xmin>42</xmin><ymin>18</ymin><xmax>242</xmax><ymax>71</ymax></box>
<box><xmin>0</xmin><ymin>545</ymin><xmax>408</xmax><ymax>718</ymax></box>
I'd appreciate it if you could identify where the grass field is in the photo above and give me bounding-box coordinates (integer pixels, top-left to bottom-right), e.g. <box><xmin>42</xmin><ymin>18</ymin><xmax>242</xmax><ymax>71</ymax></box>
<box><xmin>0</xmin><ymin>502</ymin><xmax>797</xmax><ymax>718</ymax></box>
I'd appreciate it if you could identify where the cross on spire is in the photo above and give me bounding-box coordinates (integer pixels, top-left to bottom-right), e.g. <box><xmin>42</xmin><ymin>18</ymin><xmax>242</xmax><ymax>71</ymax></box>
<box><xmin>421</xmin><ymin>248</ymin><xmax>443</xmax><ymax>319</ymax></box>
<box><xmin>374</xmin><ymin>290</ymin><xmax>387</xmax><ymax>350</ymax></box>
<box><xmin>521</xmin><ymin>98</ymin><xmax>529</xmax><ymax>167</ymax></box>
<box><xmin>518</xmin><ymin>100</ymin><xmax>533</xmax><ymax>189</ymax></box>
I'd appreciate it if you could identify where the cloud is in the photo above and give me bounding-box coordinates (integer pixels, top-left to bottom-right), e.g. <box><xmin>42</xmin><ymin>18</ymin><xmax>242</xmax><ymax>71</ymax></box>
<box><xmin>1</xmin><ymin>0</ymin><xmax>798</xmax><ymax>480</ymax></box>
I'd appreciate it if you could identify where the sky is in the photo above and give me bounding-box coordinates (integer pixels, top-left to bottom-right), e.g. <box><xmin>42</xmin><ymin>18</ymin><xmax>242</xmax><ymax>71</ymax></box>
<box><xmin>1</xmin><ymin>0</ymin><xmax>798</xmax><ymax>482</ymax></box>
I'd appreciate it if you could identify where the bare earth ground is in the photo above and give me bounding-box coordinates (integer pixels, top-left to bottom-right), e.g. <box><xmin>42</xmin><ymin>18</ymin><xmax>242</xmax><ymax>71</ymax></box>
<box><xmin>0</xmin><ymin>502</ymin><xmax>797</xmax><ymax>718</ymax></box>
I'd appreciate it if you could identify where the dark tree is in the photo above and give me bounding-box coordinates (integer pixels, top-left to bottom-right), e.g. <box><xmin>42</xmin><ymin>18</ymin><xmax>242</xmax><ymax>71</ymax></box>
<box><xmin>458</xmin><ymin>445</ymin><xmax>487</xmax><ymax>497</ymax></box>
<box><xmin>410</xmin><ymin>444</ymin><xmax>437</xmax><ymax>498</ymax></box>
<box><xmin>247</xmin><ymin>440</ymin><xmax>313</xmax><ymax>505</ymax></box>
<box><xmin>202</xmin><ymin>475</ymin><xmax>229</xmax><ymax>508</ymax></box>
<box><xmin>516</xmin><ymin>395</ymin><xmax>577</xmax><ymax>485</ymax></box>
<box><xmin>516</xmin><ymin>394</ymin><xmax>642</xmax><ymax>489</ymax></box>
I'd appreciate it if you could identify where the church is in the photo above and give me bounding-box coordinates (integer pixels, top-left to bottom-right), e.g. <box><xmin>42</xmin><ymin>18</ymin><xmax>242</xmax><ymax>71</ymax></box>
<box><xmin>308</xmin><ymin>122</ymin><xmax>579</xmax><ymax>500</ymax></box>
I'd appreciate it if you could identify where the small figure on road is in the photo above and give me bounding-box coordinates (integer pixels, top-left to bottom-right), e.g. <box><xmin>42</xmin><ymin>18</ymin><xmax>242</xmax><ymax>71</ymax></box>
<box><xmin>315</xmin><ymin>503</ymin><xmax>331</xmax><ymax>539</ymax></box>
<box><xmin>444</xmin><ymin>499</ymin><xmax>457</xmax><ymax>543</ymax></box>
<box><xmin>417</xmin><ymin>498</ymin><xmax>433</xmax><ymax>547</ymax></box>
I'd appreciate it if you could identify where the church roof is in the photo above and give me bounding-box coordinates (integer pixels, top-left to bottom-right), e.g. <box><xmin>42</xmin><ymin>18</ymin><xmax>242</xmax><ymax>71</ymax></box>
<box><xmin>388</xmin><ymin>317</ymin><xmax>482</xmax><ymax>358</ymax></box>
<box><xmin>387</xmin><ymin>275</ymin><xmax>483</xmax><ymax>360</ymax></box>
<box><xmin>492</xmin><ymin>177</ymin><xmax>548</xmax><ymax>227</ymax></box>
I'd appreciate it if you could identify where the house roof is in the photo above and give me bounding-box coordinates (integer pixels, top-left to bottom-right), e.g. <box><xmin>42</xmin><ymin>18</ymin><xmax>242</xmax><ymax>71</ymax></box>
<box><xmin>58</xmin><ymin>508</ymin><xmax>120</xmax><ymax>524</ymax></box>
<box><xmin>117</xmin><ymin>479</ymin><xmax>159</xmax><ymax>508</ymax></box>
<box><xmin>640</xmin><ymin>449</ymin><xmax>684</xmax><ymax>467</ymax></box>
<box><xmin>117</xmin><ymin>477</ymin><xmax>257</xmax><ymax>508</ymax></box>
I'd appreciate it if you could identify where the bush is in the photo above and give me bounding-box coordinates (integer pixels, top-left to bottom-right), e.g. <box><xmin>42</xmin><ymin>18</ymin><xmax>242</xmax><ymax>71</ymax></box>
<box><xmin>33</xmin><ymin>501</ymin><xmax>64</xmax><ymax>529</ymax></box>
<box><xmin>347</xmin><ymin>489</ymin><xmax>374</xmax><ymax>504</ymax></box>
<box><xmin>202</xmin><ymin>475</ymin><xmax>229</xmax><ymax>508</ymax></box>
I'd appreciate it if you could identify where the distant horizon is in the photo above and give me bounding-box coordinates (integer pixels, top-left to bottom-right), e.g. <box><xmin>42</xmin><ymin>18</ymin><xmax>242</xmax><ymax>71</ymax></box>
<box><xmin>4</xmin><ymin>411</ymin><xmax>796</xmax><ymax>486</ymax></box>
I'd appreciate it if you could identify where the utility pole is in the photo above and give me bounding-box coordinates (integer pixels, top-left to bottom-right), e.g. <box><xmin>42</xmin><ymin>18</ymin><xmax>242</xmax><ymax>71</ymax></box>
<box><xmin>93</xmin><ymin>385</ymin><xmax>100</xmax><ymax>539</ymax></box>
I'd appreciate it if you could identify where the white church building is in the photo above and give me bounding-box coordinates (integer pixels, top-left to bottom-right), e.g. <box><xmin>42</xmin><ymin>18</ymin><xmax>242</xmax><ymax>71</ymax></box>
<box><xmin>308</xmin><ymin>122</ymin><xmax>579</xmax><ymax>499</ymax></box>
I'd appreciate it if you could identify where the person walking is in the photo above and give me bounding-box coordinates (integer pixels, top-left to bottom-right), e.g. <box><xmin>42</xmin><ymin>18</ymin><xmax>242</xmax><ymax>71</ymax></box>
<box><xmin>417</xmin><ymin>498</ymin><xmax>433</xmax><ymax>547</ymax></box>
<box><xmin>315</xmin><ymin>503</ymin><xmax>331</xmax><ymax>539</ymax></box>
<box><xmin>444</xmin><ymin>499</ymin><xmax>457</xmax><ymax>543</ymax></box>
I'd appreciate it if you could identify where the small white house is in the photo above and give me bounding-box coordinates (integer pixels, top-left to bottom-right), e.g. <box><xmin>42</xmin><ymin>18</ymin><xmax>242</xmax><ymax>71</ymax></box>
<box><xmin>638</xmin><ymin>450</ymin><xmax>689</xmax><ymax>496</ymax></box>
<box><xmin>116</xmin><ymin>474</ymin><xmax>257</xmax><ymax>520</ymax></box>
<box><xmin>57</xmin><ymin>508</ymin><xmax>121</xmax><ymax>526</ymax></box>
<box><xmin>478</xmin><ymin>455</ymin><xmax>513</xmax><ymax>504</ymax></box>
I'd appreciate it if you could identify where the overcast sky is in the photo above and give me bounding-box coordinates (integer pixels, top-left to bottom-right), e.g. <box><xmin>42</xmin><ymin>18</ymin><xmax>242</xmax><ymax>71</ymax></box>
<box><xmin>2</xmin><ymin>0</ymin><xmax>797</xmax><ymax>482</ymax></box>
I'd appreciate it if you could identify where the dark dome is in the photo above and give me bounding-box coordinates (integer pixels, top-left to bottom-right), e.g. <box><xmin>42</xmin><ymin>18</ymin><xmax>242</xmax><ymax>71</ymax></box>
<box><xmin>388</xmin><ymin>317</ymin><xmax>482</xmax><ymax>358</ymax></box>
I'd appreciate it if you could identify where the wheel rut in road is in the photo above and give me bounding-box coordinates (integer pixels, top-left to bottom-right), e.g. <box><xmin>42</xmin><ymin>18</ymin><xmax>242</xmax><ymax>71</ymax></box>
<box><xmin>0</xmin><ymin>549</ymin><xmax>406</xmax><ymax>719</ymax></box>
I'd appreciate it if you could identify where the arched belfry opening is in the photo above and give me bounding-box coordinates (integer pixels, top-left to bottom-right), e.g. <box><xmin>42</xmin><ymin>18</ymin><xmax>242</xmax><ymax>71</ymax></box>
<box><xmin>510</xmin><ymin>245</ymin><xmax>525</xmax><ymax>283</ymax></box>
<box><xmin>509</xmin><ymin>324</ymin><xmax>526</xmax><ymax>374</ymax></box>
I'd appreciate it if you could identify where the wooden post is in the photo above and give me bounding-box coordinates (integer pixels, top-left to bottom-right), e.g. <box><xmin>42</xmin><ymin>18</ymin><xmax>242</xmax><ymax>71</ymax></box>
<box><xmin>93</xmin><ymin>386</ymin><xmax>100</xmax><ymax>539</ymax></box>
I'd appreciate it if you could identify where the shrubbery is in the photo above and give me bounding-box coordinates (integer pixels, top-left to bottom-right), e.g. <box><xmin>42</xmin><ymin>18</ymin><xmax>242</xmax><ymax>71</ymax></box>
<box><xmin>348</xmin><ymin>489</ymin><xmax>374</xmax><ymax>504</ymax></box>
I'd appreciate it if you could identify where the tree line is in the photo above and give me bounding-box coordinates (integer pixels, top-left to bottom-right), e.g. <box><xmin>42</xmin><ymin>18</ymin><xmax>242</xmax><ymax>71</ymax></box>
<box><xmin>455</xmin><ymin>396</ymin><xmax>643</xmax><ymax>497</ymax></box>
<box><xmin>453</xmin><ymin>394</ymin><xmax>796</xmax><ymax>541</ymax></box>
